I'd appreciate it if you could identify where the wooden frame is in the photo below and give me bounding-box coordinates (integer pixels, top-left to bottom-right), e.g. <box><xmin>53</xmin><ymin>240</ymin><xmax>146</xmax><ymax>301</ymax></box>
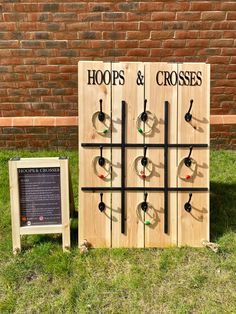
<box><xmin>78</xmin><ymin>61</ymin><xmax>210</xmax><ymax>248</ymax></box>
<box><xmin>9</xmin><ymin>157</ymin><xmax>70</xmax><ymax>254</ymax></box>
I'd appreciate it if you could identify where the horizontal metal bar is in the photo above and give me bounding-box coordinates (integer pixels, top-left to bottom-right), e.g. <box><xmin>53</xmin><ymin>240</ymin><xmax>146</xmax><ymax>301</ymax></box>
<box><xmin>82</xmin><ymin>187</ymin><xmax>208</xmax><ymax>192</ymax></box>
<box><xmin>168</xmin><ymin>144</ymin><xmax>208</xmax><ymax>148</ymax></box>
<box><xmin>169</xmin><ymin>187</ymin><xmax>208</xmax><ymax>192</ymax></box>
<box><xmin>81</xmin><ymin>143</ymin><xmax>121</xmax><ymax>147</ymax></box>
<box><xmin>81</xmin><ymin>143</ymin><xmax>208</xmax><ymax>148</ymax></box>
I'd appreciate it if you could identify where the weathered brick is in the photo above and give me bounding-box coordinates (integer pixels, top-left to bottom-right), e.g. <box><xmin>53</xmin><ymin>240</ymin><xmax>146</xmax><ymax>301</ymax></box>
<box><xmin>163</xmin><ymin>40</ymin><xmax>186</xmax><ymax>48</ymax></box>
<box><xmin>34</xmin><ymin>32</ymin><xmax>50</xmax><ymax>40</ymax></box>
<box><xmin>117</xmin><ymin>2</ymin><xmax>139</xmax><ymax>11</ymax></box>
<box><xmin>176</xmin><ymin>12</ymin><xmax>200</xmax><ymax>21</ymax></box>
<box><xmin>42</xmin><ymin>4</ymin><xmax>59</xmax><ymax>12</ymax></box>
<box><xmin>105</xmin><ymin>49</ymin><xmax>127</xmax><ymax>57</ymax></box>
<box><xmin>21</xmin><ymin>40</ymin><xmax>43</xmax><ymax>48</ymax></box>
<box><xmin>89</xmin><ymin>3</ymin><xmax>112</xmax><ymax>12</ymax></box>
<box><xmin>36</xmin><ymin>65</ymin><xmax>59</xmax><ymax>73</ymax></box>
<box><xmin>3</xmin><ymin>13</ymin><xmax>27</xmax><ymax>22</ymax></box>
<box><xmin>221</xmin><ymin>2</ymin><xmax>236</xmax><ymax>10</ymax></box>
<box><xmin>80</xmin><ymin>31</ymin><xmax>102</xmax><ymax>40</ymax></box>
<box><xmin>202</xmin><ymin>11</ymin><xmax>226</xmax><ymax>21</ymax></box>
<box><xmin>127</xmin><ymin>12</ymin><xmax>151</xmax><ymax>21</ymax></box>
<box><xmin>140</xmin><ymin>22</ymin><xmax>162</xmax><ymax>31</ymax></box>
<box><xmin>152</xmin><ymin>12</ymin><xmax>176</xmax><ymax>21</ymax></box>
<box><xmin>80</xmin><ymin>13</ymin><xmax>102</xmax><ymax>22</ymax></box>
<box><xmin>0</xmin><ymin>40</ymin><xmax>19</xmax><ymax>48</ymax></box>
<box><xmin>103</xmin><ymin>31</ymin><xmax>125</xmax><ymax>40</ymax></box>
<box><xmin>60</xmin><ymin>49</ymin><xmax>77</xmax><ymax>57</ymax></box>
<box><xmin>209</xmin><ymin>39</ymin><xmax>234</xmax><ymax>47</ymax></box>
<box><xmin>163</xmin><ymin>21</ymin><xmax>187</xmax><ymax>30</ymax></box>
<box><xmin>164</xmin><ymin>2</ymin><xmax>190</xmax><ymax>11</ymax></box>
<box><xmin>140</xmin><ymin>3</ymin><xmax>163</xmax><ymax>11</ymax></box>
<box><xmin>54</xmin><ymin>13</ymin><xmax>77</xmax><ymax>22</ymax></box>
<box><xmin>227</xmin><ymin>12</ymin><xmax>236</xmax><ymax>20</ymax></box>
<box><xmin>63</xmin><ymin>3</ymin><xmax>87</xmax><ymax>11</ymax></box>
<box><xmin>0</xmin><ymin>66</ymin><xmax>12</xmax><ymax>73</ymax></box>
<box><xmin>176</xmin><ymin>31</ymin><xmax>199</xmax><ymax>39</ymax></box>
<box><xmin>151</xmin><ymin>31</ymin><xmax>174</xmax><ymax>40</ymax></box>
<box><xmin>199</xmin><ymin>31</ymin><xmax>222</xmax><ymax>39</ymax></box>
<box><xmin>67</xmin><ymin>22</ymin><xmax>89</xmax><ymax>31</ymax></box>
<box><xmin>90</xmin><ymin>21</ymin><xmax>113</xmax><ymax>31</ymax></box>
<box><xmin>116</xmin><ymin>40</ymin><xmax>138</xmax><ymax>49</ymax></box>
<box><xmin>30</xmin><ymin>88</ymin><xmax>50</xmax><ymax>96</ymax></box>
<box><xmin>190</xmin><ymin>2</ymin><xmax>213</xmax><ymax>11</ymax></box>
<box><xmin>103</xmin><ymin>12</ymin><xmax>126</xmax><ymax>20</ymax></box>
<box><xmin>187</xmin><ymin>39</ymin><xmax>209</xmax><ymax>47</ymax></box>
<box><xmin>127</xmin><ymin>31</ymin><xmax>150</xmax><ymax>40</ymax></box>
<box><xmin>45</xmin><ymin>40</ymin><xmax>67</xmax><ymax>48</ymax></box>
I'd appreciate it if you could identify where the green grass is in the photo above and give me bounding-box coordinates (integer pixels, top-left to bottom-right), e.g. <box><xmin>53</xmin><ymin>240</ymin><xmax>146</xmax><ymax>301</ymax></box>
<box><xmin>0</xmin><ymin>149</ymin><xmax>236</xmax><ymax>313</ymax></box>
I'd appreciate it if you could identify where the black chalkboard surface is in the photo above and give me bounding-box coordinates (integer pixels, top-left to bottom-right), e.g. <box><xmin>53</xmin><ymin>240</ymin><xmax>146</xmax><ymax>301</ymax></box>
<box><xmin>18</xmin><ymin>167</ymin><xmax>62</xmax><ymax>226</ymax></box>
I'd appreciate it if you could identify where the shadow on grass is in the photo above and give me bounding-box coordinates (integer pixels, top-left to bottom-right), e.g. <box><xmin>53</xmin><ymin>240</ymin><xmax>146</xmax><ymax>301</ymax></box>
<box><xmin>210</xmin><ymin>181</ymin><xmax>236</xmax><ymax>240</ymax></box>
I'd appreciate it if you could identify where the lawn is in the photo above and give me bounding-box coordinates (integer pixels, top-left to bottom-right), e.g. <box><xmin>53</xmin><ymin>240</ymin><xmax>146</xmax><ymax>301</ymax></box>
<box><xmin>0</xmin><ymin>150</ymin><xmax>236</xmax><ymax>313</ymax></box>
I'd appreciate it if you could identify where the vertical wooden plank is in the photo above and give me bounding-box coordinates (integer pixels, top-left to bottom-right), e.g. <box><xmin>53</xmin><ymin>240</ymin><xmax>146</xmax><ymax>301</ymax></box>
<box><xmin>177</xmin><ymin>148</ymin><xmax>209</xmax><ymax>188</ymax></box>
<box><xmin>78</xmin><ymin>61</ymin><xmax>111</xmax><ymax>144</ymax></box>
<box><xmin>59</xmin><ymin>159</ymin><xmax>71</xmax><ymax>251</ymax></box>
<box><xmin>9</xmin><ymin>160</ymin><xmax>21</xmax><ymax>254</ymax></box>
<box><xmin>111</xmin><ymin>62</ymin><xmax>145</xmax><ymax>248</ymax></box>
<box><xmin>178</xmin><ymin>63</ymin><xmax>210</xmax><ymax>247</ymax></box>
<box><xmin>78</xmin><ymin>61</ymin><xmax>111</xmax><ymax>248</ymax></box>
<box><xmin>80</xmin><ymin>192</ymin><xmax>111</xmax><ymax>248</ymax></box>
<box><xmin>178</xmin><ymin>63</ymin><xmax>210</xmax><ymax>144</ymax></box>
<box><xmin>178</xmin><ymin>192</ymin><xmax>209</xmax><ymax>247</ymax></box>
<box><xmin>144</xmin><ymin>192</ymin><xmax>177</xmax><ymax>248</ymax></box>
<box><xmin>145</xmin><ymin>62</ymin><xmax>178</xmax><ymax>145</ymax></box>
<box><xmin>144</xmin><ymin>62</ymin><xmax>178</xmax><ymax>247</ymax></box>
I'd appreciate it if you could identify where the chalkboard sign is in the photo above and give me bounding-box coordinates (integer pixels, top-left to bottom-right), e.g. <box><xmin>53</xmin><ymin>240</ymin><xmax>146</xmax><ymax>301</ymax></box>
<box><xmin>18</xmin><ymin>167</ymin><xmax>62</xmax><ymax>226</ymax></box>
<box><xmin>9</xmin><ymin>158</ymin><xmax>71</xmax><ymax>254</ymax></box>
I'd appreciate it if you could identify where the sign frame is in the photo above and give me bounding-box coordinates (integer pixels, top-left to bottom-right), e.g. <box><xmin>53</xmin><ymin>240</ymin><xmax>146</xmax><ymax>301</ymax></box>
<box><xmin>9</xmin><ymin>157</ymin><xmax>70</xmax><ymax>254</ymax></box>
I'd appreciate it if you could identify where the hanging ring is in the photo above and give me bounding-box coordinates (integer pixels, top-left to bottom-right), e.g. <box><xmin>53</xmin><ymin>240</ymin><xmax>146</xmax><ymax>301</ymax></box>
<box><xmin>133</xmin><ymin>155</ymin><xmax>154</xmax><ymax>179</ymax></box>
<box><xmin>92</xmin><ymin>156</ymin><xmax>112</xmax><ymax>179</ymax></box>
<box><xmin>136</xmin><ymin>110</ymin><xmax>156</xmax><ymax>135</ymax></box>
<box><xmin>92</xmin><ymin>111</ymin><xmax>111</xmax><ymax>135</ymax></box>
<box><xmin>136</xmin><ymin>201</ymin><xmax>157</xmax><ymax>226</ymax></box>
<box><xmin>177</xmin><ymin>157</ymin><xmax>197</xmax><ymax>181</ymax></box>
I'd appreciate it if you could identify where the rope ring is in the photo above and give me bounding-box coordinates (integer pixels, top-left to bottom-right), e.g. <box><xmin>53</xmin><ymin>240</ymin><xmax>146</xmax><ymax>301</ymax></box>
<box><xmin>177</xmin><ymin>158</ymin><xmax>197</xmax><ymax>181</ymax></box>
<box><xmin>136</xmin><ymin>202</ymin><xmax>157</xmax><ymax>226</ymax></box>
<box><xmin>136</xmin><ymin>110</ymin><xmax>156</xmax><ymax>135</ymax></box>
<box><xmin>92</xmin><ymin>111</ymin><xmax>111</xmax><ymax>135</ymax></box>
<box><xmin>133</xmin><ymin>156</ymin><xmax>154</xmax><ymax>179</ymax></box>
<box><xmin>92</xmin><ymin>156</ymin><xmax>112</xmax><ymax>179</ymax></box>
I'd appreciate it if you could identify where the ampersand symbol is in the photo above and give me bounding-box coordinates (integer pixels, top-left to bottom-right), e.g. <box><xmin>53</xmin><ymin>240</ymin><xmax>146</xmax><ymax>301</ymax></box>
<box><xmin>136</xmin><ymin>71</ymin><xmax>144</xmax><ymax>85</ymax></box>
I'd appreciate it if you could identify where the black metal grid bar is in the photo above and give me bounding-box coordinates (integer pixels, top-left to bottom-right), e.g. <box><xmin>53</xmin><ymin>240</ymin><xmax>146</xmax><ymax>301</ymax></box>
<box><xmin>81</xmin><ymin>100</ymin><xmax>208</xmax><ymax>235</ymax></box>
<box><xmin>82</xmin><ymin>187</ymin><xmax>208</xmax><ymax>192</ymax></box>
<box><xmin>164</xmin><ymin>101</ymin><xmax>169</xmax><ymax>234</ymax></box>
<box><xmin>82</xmin><ymin>143</ymin><xmax>208</xmax><ymax>148</ymax></box>
<box><xmin>121</xmin><ymin>100</ymin><xmax>126</xmax><ymax>234</ymax></box>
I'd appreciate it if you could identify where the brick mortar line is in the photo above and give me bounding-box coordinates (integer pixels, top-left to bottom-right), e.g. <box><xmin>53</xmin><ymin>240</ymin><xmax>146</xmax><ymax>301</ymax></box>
<box><xmin>0</xmin><ymin>115</ymin><xmax>235</xmax><ymax>127</ymax></box>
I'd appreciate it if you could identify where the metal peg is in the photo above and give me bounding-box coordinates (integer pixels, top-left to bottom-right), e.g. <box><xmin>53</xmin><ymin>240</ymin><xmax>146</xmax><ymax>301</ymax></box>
<box><xmin>185</xmin><ymin>99</ymin><xmax>193</xmax><ymax>122</ymax></box>
<box><xmin>98</xmin><ymin>99</ymin><xmax>105</xmax><ymax>122</ymax></box>
<box><xmin>141</xmin><ymin>99</ymin><xmax>148</xmax><ymax>122</ymax></box>
<box><xmin>98</xmin><ymin>146</ymin><xmax>105</xmax><ymax>167</ymax></box>
<box><xmin>98</xmin><ymin>193</ymin><xmax>105</xmax><ymax>212</ymax></box>
<box><xmin>141</xmin><ymin>192</ymin><xmax>148</xmax><ymax>212</ymax></box>
<box><xmin>184</xmin><ymin>146</ymin><xmax>193</xmax><ymax>168</ymax></box>
<box><xmin>184</xmin><ymin>193</ymin><xmax>192</xmax><ymax>213</ymax></box>
<box><xmin>141</xmin><ymin>145</ymin><xmax>148</xmax><ymax>167</ymax></box>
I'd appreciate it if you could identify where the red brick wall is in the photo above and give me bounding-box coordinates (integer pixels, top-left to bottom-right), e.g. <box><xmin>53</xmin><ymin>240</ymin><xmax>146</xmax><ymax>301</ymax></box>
<box><xmin>0</xmin><ymin>1</ymin><xmax>235</xmax><ymax>149</ymax></box>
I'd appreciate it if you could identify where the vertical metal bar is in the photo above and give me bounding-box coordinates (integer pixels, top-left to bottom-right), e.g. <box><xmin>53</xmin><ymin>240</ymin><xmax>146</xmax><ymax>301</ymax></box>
<box><xmin>121</xmin><ymin>100</ymin><xmax>126</xmax><ymax>234</ymax></box>
<box><xmin>164</xmin><ymin>101</ymin><xmax>169</xmax><ymax>234</ymax></box>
